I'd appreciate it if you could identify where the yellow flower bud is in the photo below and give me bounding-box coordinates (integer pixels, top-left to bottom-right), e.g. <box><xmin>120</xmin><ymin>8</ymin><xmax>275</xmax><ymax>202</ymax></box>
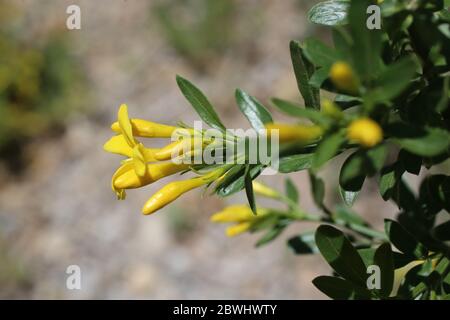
<box><xmin>347</xmin><ymin>118</ymin><xmax>383</xmax><ymax>148</ymax></box>
<box><xmin>330</xmin><ymin>61</ymin><xmax>358</xmax><ymax>94</ymax></box>
<box><xmin>211</xmin><ymin>205</ymin><xmax>268</xmax><ymax>223</ymax></box>
<box><xmin>321</xmin><ymin>99</ymin><xmax>343</xmax><ymax>120</ymax></box>
<box><xmin>226</xmin><ymin>222</ymin><xmax>252</xmax><ymax>237</ymax></box>
<box><xmin>265</xmin><ymin>123</ymin><xmax>323</xmax><ymax>143</ymax></box>
<box><xmin>252</xmin><ymin>181</ymin><xmax>280</xmax><ymax>199</ymax></box>
<box><xmin>142</xmin><ymin>171</ymin><xmax>220</xmax><ymax>215</ymax></box>
<box><xmin>113</xmin><ymin>162</ymin><xmax>189</xmax><ymax>190</ymax></box>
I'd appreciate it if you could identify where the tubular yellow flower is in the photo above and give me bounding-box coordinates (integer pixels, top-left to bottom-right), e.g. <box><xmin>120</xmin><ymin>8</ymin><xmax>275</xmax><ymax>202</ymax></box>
<box><xmin>265</xmin><ymin>123</ymin><xmax>323</xmax><ymax>143</ymax></box>
<box><xmin>141</xmin><ymin>170</ymin><xmax>222</xmax><ymax>215</ymax></box>
<box><xmin>347</xmin><ymin>118</ymin><xmax>383</xmax><ymax>148</ymax></box>
<box><xmin>113</xmin><ymin>162</ymin><xmax>189</xmax><ymax>190</ymax></box>
<box><xmin>103</xmin><ymin>135</ymin><xmax>159</xmax><ymax>160</ymax></box>
<box><xmin>111</xmin><ymin>118</ymin><xmax>178</xmax><ymax>137</ymax></box>
<box><xmin>252</xmin><ymin>181</ymin><xmax>280</xmax><ymax>199</ymax></box>
<box><xmin>330</xmin><ymin>61</ymin><xmax>358</xmax><ymax>94</ymax></box>
<box><xmin>226</xmin><ymin>222</ymin><xmax>252</xmax><ymax>237</ymax></box>
<box><xmin>211</xmin><ymin>205</ymin><xmax>268</xmax><ymax>223</ymax></box>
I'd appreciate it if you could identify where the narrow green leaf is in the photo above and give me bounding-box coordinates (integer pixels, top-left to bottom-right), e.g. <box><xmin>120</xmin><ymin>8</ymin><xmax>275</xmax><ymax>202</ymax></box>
<box><xmin>285</xmin><ymin>177</ymin><xmax>299</xmax><ymax>203</ymax></box>
<box><xmin>289</xmin><ymin>40</ymin><xmax>320</xmax><ymax>109</ymax></box>
<box><xmin>244</xmin><ymin>165</ymin><xmax>257</xmax><ymax>214</ymax></box>
<box><xmin>389</xmin><ymin>124</ymin><xmax>450</xmax><ymax>157</ymax></box>
<box><xmin>302</xmin><ymin>38</ymin><xmax>338</xmax><ymax>68</ymax></box>
<box><xmin>312</xmin><ymin>131</ymin><xmax>346</xmax><ymax>170</ymax></box>
<box><xmin>309</xmin><ymin>172</ymin><xmax>326</xmax><ymax>209</ymax></box>
<box><xmin>271</xmin><ymin>98</ymin><xmax>329</xmax><ymax>126</ymax></box>
<box><xmin>278</xmin><ymin>154</ymin><xmax>314</xmax><ymax>173</ymax></box>
<box><xmin>235</xmin><ymin>89</ymin><xmax>273</xmax><ymax>131</ymax></box>
<box><xmin>339</xmin><ymin>187</ymin><xmax>359</xmax><ymax>207</ymax></box>
<box><xmin>255</xmin><ymin>224</ymin><xmax>287</xmax><ymax>247</ymax></box>
<box><xmin>176</xmin><ymin>75</ymin><xmax>225</xmax><ymax>131</ymax></box>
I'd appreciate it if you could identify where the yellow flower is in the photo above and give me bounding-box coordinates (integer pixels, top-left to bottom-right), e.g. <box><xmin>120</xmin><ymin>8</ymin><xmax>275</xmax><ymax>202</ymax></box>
<box><xmin>265</xmin><ymin>123</ymin><xmax>323</xmax><ymax>143</ymax></box>
<box><xmin>105</xmin><ymin>104</ymin><xmax>151</xmax><ymax>177</ymax></box>
<box><xmin>210</xmin><ymin>205</ymin><xmax>269</xmax><ymax>237</ymax></box>
<box><xmin>103</xmin><ymin>134</ymin><xmax>158</xmax><ymax>160</ymax></box>
<box><xmin>330</xmin><ymin>61</ymin><xmax>358</xmax><ymax>93</ymax></box>
<box><xmin>141</xmin><ymin>170</ymin><xmax>222</xmax><ymax>215</ymax></box>
<box><xmin>112</xmin><ymin>162</ymin><xmax>189</xmax><ymax>190</ymax></box>
<box><xmin>252</xmin><ymin>181</ymin><xmax>280</xmax><ymax>199</ymax></box>
<box><xmin>347</xmin><ymin>118</ymin><xmax>383</xmax><ymax>148</ymax></box>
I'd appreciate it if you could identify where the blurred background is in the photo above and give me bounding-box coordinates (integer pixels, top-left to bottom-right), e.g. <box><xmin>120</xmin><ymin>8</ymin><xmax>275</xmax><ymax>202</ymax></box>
<box><xmin>0</xmin><ymin>0</ymin><xmax>403</xmax><ymax>299</ymax></box>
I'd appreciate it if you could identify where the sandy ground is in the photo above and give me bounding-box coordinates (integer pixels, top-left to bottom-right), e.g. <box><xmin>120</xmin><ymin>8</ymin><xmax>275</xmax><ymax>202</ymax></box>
<box><xmin>0</xmin><ymin>0</ymin><xmax>398</xmax><ymax>299</ymax></box>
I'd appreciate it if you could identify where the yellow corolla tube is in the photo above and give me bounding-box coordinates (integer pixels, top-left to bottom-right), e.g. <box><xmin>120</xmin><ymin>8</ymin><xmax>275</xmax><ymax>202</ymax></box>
<box><xmin>112</xmin><ymin>162</ymin><xmax>189</xmax><ymax>190</ymax></box>
<box><xmin>265</xmin><ymin>123</ymin><xmax>323</xmax><ymax>143</ymax></box>
<box><xmin>226</xmin><ymin>222</ymin><xmax>252</xmax><ymax>237</ymax></box>
<box><xmin>211</xmin><ymin>205</ymin><xmax>267</xmax><ymax>223</ymax></box>
<box><xmin>141</xmin><ymin>170</ymin><xmax>222</xmax><ymax>215</ymax></box>
<box><xmin>330</xmin><ymin>61</ymin><xmax>359</xmax><ymax>94</ymax></box>
<box><xmin>210</xmin><ymin>205</ymin><xmax>269</xmax><ymax>237</ymax></box>
<box><xmin>347</xmin><ymin>118</ymin><xmax>383</xmax><ymax>148</ymax></box>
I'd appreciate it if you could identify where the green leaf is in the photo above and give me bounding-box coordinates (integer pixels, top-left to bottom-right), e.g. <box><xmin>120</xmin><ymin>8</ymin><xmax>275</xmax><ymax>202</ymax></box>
<box><xmin>244</xmin><ymin>165</ymin><xmax>257</xmax><ymax>214</ymax></box>
<box><xmin>315</xmin><ymin>225</ymin><xmax>368</xmax><ymax>286</ymax></box>
<box><xmin>313</xmin><ymin>276</ymin><xmax>368</xmax><ymax>300</ymax></box>
<box><xmin>365</xmin><ymin>57</ymin><xmax>417</xmax><ymax>103</ymax></box>
<box><xmin>379</xmin><ymin>163</ymin><xmax>405</xmax><ymax>201</ymax></box>
<box><xmin>308</xmin><ymin>1</ymin><xmax>350</xmax><ymax>26</ymax></box>
<box><xmin>255</xmin><ymin>223</ymin><xmax>287</xmax><ymax>247</ymax></box>
<box><xmin>390</xmin><ymin>125</ymin><xmax>450</xmax><ymax>157</ymax></box>
<box><xmin>289</xmin><ymin>41</ymin><xmax>320</xmax><ymax>109</ymax></box>
<box><xmin>176</xmin><ymin>75</ymin><xmax>225</xmax><ymax>131</ymax></box>
<box><xmin>285</xmin><ymin>177</ymin><xmax>299</xmax><ymax>203</ymax></box>
<box><xmin>339</xmin><ymin>151</ymin><xmax>366</xmax><ymax>192</ymax></box>
<box><xmin>312</xmin><ymin>131</ymin><xmax>346</xmax><ymax>170</ymax></box>
<box><xmin>278</xmin><ymin>154</ymin><xmax>314</xmax><ymax>173</ymax></box>
<box><xmin>302</xmin><ymin>38</ymin><xmax>338</xmax><ymax>68</ymax></box>
<box><xmin>287</xmin><ymin>232</ymin><xmax>318</xmax><ymax>254</ymax></box>
<box><xmin>373</xmin><ymin>243</ymin><xmax>395</xmax><ymax>298</ymax></box>
<box><xmin>384</xmin><ymin>219</ymin><xmax>428</xmax><ymax>259</ymax></box>
<box><xmin>340</xmin><ymin>145</ymin><xmax>387</xmax><ymax>192</ymax></box>
<box><xmin>271</xmin><ymin>98</ymin><xmax>329</xmax><ymax>126</ymax></box>
<box><xmin>309</xmin><ymin>172</ymin><xmax>326</xmax><ymax>209</ymax></box>
<box><xmin>235</xmin><ymin>89</ymin><xmax>273</xmax><ymax>131</ymax></box>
